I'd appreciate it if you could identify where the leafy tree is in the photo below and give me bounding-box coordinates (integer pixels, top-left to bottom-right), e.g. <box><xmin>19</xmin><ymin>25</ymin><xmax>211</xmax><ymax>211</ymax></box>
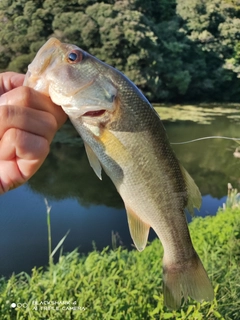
<box><xmin>0</xmin><ymin>0</ymin><xmax>165</xmax><ymax>100</ymax></box>
<box><xmin>177</xmin><ymin>0</ymin><xmax>240</xmax><ymax>101</ymax></box>
<box><xmin>1</xmin><ymin>0</ymin><xmax>240</xmax><ymax>101</ymax></box>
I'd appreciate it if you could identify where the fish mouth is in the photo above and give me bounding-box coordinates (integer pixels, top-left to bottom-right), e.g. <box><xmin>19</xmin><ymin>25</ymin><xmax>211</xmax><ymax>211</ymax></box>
<box><xmin>61</xmin><ymin>104</ymin><xmax>109</xmax><ymax>119</ymax></box>
<box><xmin>82</xmin><ymin>109</ymin><xmax>106</xmax><ymax>117</ymax></box>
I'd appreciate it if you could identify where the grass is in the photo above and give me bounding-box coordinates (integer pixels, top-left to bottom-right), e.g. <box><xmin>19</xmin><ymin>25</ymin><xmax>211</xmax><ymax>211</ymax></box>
<box><xmin>0</xmin><ymin>192</ymin><xmax>239</xmax><ymax>319</ymax></box>
<box><xmin>223</xmin><ymin>183</ymin><xmax>240</xmax><ymax>210</ymax></box>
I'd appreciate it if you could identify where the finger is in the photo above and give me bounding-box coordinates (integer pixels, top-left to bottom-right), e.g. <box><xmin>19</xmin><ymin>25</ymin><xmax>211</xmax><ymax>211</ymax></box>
<box><xmin>0</xmin><ymin>128</ymin><xmax>49</xmax><ymax>193</ymax></box>
<box><xmin>0</xmin><ymin>86</ymin><xmax>67</xmax><ymax>129</ymax></box>
<box><xmin>0</xmin><ymin>105</ymin><xmax>58</xmax><ymax>143</ymax></box>
<box><xmin>0</xmin><ymin>127</ymin><xmax>49</xmax><ymax>161</ymax></box>
<box><xmin>0</xmin><ymin>72</ymin><xmax>25</xmax><ymax>94</ymax></box>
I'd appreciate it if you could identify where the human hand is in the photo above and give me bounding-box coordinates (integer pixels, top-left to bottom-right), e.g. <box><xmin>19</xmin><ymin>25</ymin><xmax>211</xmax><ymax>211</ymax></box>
<box><xmin>0</xmin><ymin>72</ymin><xmax>68</xmax><ymax>193</ymax></box>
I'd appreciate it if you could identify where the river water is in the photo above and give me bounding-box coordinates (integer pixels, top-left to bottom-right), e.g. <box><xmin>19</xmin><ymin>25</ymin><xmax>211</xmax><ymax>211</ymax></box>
<box><xmin>1</xmin><ymin>105</ymin><xmax>240</xmax><ymax>276</ymax></box>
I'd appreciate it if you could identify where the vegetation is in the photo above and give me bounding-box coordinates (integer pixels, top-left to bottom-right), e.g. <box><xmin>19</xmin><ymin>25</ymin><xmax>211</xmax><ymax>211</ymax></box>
<box><xmin>0</xmin><ymin>198</ymin><xmax>239</xmax><ymax>319</ymax></box>
<box><xmin>0</xmin><ymin>0</ymin><xmax>240</xmax><ymax>102</ymax></box>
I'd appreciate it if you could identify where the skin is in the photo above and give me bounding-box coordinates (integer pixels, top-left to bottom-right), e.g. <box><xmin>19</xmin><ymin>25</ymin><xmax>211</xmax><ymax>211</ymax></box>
<box><xmin>0</xmin><ymin>72</ymin><xmax>67</xmax><ymax>194</ymax></box>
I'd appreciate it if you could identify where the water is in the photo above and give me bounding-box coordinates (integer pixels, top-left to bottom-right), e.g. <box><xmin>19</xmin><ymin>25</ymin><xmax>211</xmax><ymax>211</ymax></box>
<box><xmin>1</xmin><ymin>106</ymin><xmax>240</xmax><ymax>277</ymax></box>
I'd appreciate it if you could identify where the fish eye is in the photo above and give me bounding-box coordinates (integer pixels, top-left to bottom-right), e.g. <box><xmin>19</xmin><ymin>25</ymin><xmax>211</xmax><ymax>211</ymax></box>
<box><xmin>67</xmin><ymin>49</ymin><xmax>84</xmax><ymax>63</ymax></box>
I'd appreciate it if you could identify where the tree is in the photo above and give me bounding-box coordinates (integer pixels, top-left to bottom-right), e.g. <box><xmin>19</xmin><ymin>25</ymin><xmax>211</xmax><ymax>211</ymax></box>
<box><xmin>0</xmin><ymin>0</ymin><xmax>165</xmax><ymax>100</ymax></box>
<box><xmin>177</xmin><ymin>0</ymin><xmax>240</xmax><ymax>101</ymax></box>
<box><xmin>1</xmin><ymin>0</ymin><xmax>240</xmax><ymax>102</ymax></box>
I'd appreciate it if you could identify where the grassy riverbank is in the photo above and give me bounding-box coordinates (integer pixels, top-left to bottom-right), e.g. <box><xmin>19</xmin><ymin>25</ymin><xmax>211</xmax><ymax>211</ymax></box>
<box><xmin>0</xmin><ymin>202</ymin><xmax>239</xmax><ymax>319</ymax></box>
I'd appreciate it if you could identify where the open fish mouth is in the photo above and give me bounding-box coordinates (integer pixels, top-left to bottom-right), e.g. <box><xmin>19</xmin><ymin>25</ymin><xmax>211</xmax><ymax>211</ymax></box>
<box><xmin>60</xmin><ymin>102</ymin><xmax>109</xmax><ymax>119</ymax></box>
<box><xmin>82</xmin><ymin>110</ymin><xmax>106</xmax><ymax>117</ymax></box>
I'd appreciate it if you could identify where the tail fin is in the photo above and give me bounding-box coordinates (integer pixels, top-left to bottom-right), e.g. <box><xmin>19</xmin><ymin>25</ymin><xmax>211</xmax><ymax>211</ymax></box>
<box><xmin>163</xmin><ymin>252</ymin><xmax>214</xmax><ymax>310</ymax></box>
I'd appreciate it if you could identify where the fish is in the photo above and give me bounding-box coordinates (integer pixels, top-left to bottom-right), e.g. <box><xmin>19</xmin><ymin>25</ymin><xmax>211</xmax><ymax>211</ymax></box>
<box><xmin>24</xmin><ymin>38</ymin><xmax>214</xmax><ymax>309</ymax></box>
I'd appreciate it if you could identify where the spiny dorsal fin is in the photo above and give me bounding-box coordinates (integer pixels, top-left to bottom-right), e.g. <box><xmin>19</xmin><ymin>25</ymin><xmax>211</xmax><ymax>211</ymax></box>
<box><xmin>126</xmin><ymin>206</ymin><xmax>150</xmax><ymax>251</ymax></box>
<box><xmin>180</xmin><ymin>164</ymin><xmax>202</xmax><ymax>215</ymax></box>
<box><xmin>84</xmin><ymin>143</ymin><xmax>102</xmax><ymax>180</ymax></box>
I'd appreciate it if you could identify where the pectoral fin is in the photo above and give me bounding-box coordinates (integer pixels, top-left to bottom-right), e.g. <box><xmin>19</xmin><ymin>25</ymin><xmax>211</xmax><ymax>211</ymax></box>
<box><xmin>126</xmin><ymin>206</ymin><xmax>150</xmax><ymax>251</ymax></box>
<box><xmin>180</xmin><ymin>164</ymin><xmax>202</xmax><ymax>215</ymax></box>
<box><xmin>84</xmin><ymin>143</ymin><xmax>102</xmax><ymax>180</ymax></box>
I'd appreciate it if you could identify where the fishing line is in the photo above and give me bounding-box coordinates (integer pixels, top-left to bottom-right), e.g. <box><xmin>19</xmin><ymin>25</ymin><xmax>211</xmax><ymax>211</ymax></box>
<box><xmin>171</xmin><ymin>136</ymin><xmax>240</xmax><ymax>145</ymax></box>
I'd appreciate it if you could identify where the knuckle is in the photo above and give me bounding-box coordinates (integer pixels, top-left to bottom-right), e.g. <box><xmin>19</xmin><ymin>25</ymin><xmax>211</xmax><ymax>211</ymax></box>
<box><xmin>42</xmin><ymin>112</ymin><xmax>58</xmax><ymax>141</ymax></box>
<box><xmin>0</xmin><ymin>86</ymin><xmax>34</xmax><ymax>108</ymax></box>
<box><xmin>2</xmin><ymin>71</ymin><xmax>13</xmax><ymax>78</ymax></box>
<box><xmin>47</xmin><ymin>112</ymin><xmax>58</xmax><ymax>132</ymax></box>
<box><xmin>40</xmin><ymin>138</ymin><xmax>50</xmax><ymax>157</ymax></box>
<box><xmin>16</xmin><ymin>129</ymin><xmax>50</xmax><ymax>159</ymax></box>
<box><xmin>17</xmin><ymin>86</ymin><xmax>33</xmax><ymax>106</ymax></box>
<box><xmin>0</xmin><ymin>105</ymin><xmax>14</xmax><ymax>121</ymax></box>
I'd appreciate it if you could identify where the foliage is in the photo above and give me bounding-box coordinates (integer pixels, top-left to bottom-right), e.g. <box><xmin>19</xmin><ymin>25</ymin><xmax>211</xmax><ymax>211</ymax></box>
<box><xmin>1</xmin><ymin>0</ymin><xmax>240</xmax><ymax>101</ymax></box>
<box><xmin>0</xmin><ymin>0</ymin><xmax>166</xmax><ymax>101</ymax></box>
<box><xmin>176</xmin><ymin>0</ymin><xmax>240</xmax><ymax>101</ymax></box>
<box><xmin>0</xmin><ymin>206</ymin><xmax>239</xmax><ymax>319</ymax></box>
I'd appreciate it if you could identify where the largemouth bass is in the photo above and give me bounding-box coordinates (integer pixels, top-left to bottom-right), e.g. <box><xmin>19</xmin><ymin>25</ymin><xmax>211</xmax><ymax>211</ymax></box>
<box><xmin>24</xmin><ymin>38</ymin><xmax>214</xmax><ymax>309</ymax></box>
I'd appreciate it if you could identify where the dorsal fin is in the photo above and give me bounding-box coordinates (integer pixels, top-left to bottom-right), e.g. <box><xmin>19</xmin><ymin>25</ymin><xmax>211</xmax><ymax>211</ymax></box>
<box><xmin>125</xmin><ymin>206</ymin><xmax>150</xmax><ymax>251</ymax></box>
<box><xmin>84</xmin><ymin>143</ymin><xmax>102</xmax><ymax>180</ymax></box>
<box><xmin>180</xmin><ymin>164</ymin><xmax>202</xmax><ymax>215</ymax></box>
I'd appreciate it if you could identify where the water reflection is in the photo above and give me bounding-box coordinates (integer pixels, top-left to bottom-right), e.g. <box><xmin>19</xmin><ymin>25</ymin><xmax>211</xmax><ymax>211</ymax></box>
<box><xmin>30</xmin><ymin>116</ymin><xmax>240</xmax><ymax>201</ymax></box>
<box><xmin>28</xmin><ymin>121</ymin><xmax>123</xmax><ymax>208</ymax></box>
<box><xmin>29</xmin><ymin>117</ymin><xmax>240</xmax><ymax>201</ymax></box>
<box><xmin>165</xmin><ymin>116</ymin><xmax>240</xmax><ymax>197</ymax></box>
<box><xmin>1</xmin><ymin>110</ymin><xmax>240</xmax><ymax>276</ymax></box>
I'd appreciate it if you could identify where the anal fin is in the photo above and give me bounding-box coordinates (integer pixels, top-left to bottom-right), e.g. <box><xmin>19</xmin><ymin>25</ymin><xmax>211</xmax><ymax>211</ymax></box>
<box><xmin>126</xmin><ymin>206</ymin><xmax>150</xmax><ymax>252</ymax></box>
<box><xmin>84</xmin><ymin>143</ymin><xmax>102</xmax><ymax>180</ymax></box>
